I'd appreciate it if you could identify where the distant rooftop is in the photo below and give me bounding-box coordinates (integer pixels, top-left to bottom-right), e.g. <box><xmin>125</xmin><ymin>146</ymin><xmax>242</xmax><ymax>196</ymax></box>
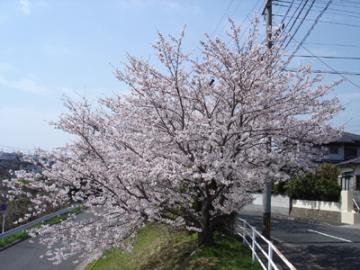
<box><xmin>338</xmin><ymin>157</ymin><xmax>360</xmax><ymax>166</ymax></box>
<box><xmin>0</xmin><ymin>152</ymin><xmax>19</xmax><ymax>162</ymax></box>
<box><xmin>331</xmin><ymin>132</ymin><xmax>360</xmax><ymax>144</ymax></box>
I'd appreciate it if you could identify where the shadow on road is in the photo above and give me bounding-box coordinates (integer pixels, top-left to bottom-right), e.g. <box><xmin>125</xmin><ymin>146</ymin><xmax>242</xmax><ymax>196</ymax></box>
<box><xmin>281</xmin><ymin>244</ymin><xmax>360</xmax><ymax>270</ymax></box>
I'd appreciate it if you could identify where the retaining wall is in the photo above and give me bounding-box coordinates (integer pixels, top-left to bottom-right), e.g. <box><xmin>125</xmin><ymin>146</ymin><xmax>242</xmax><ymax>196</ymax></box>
<box><xmin>243</xmin><ymin>193</ymin><xmax>342</xmax><ymax>223</ymax></box>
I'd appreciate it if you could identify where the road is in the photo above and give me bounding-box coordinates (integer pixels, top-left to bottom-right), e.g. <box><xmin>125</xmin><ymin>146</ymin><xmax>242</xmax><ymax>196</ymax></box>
<box><xmin>0</xmin><ymin>236</ymin><xmax>78</xmax><ymax>270</ymax></box>
<box><xmin>2</xmin><ymin>209</ymin><xmax>360</xmax><ymax>270</ymax></box>
<box><xmin>238</xmin><ymin>212</ymin><xmax>360</xmax><ymax>270</ymax></box>
<box><xmin>0</xmin><ymin>212</ymin><xmax>92</xmax><ymax>270</ymax></box>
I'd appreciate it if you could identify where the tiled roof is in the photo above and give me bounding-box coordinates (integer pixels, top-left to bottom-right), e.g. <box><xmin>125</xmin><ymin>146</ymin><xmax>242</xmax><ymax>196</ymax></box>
<box><xmin>0</xmin><ymin>152</ymin><xmax>19</xmax><ymax>161</ymax></box>
<box><xmin>337</xmin><ymin>157</ymin><xmax>360</xmax><ymax>166</ymax></box>
<box><xmin>333</xmin><ymin>132</ymin><xmax>360</xmax><ymax>144</ymax></box>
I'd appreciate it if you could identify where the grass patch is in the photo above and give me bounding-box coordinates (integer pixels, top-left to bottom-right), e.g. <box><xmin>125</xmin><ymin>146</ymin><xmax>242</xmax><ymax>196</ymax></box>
<box><xmin>0</xmin><ymin>206</ymin><xmax>82</xmax><ymax>248</ymax></box>
<box><xmin>86</xmin><ymin>224</ymin><xmax>261</xmax><ymax>270</ymax></box>
<box><xmin>40</xmin><ymin>206</ymin><xmax>82</xmax><ymax>226</ymax></box>
<box><xmin>0</xmin><ymin>230</ymin><xmax>28</xmax><ymax>248</ymax></box>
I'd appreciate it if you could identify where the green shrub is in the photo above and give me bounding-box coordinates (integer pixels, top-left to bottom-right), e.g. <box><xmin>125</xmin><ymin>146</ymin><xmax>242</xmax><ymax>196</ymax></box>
<box><xmin>286</xmin><ymin>163</ymin><xmax>341</xmax><ymax>202</ymax></box>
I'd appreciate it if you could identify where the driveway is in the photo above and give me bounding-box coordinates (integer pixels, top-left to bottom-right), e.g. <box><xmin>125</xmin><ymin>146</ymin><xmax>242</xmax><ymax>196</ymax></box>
<box><xmin>238</xmin><ymin>212</ymin><xmax>360</xmax><ymax>270</ymax></box>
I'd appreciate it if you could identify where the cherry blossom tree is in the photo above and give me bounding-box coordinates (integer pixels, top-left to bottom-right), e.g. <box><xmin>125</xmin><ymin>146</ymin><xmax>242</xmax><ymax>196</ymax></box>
<box><xmin>5</xmin><ymin>20</ymin><xmax>341</xmax><ymax>263</ymax></box>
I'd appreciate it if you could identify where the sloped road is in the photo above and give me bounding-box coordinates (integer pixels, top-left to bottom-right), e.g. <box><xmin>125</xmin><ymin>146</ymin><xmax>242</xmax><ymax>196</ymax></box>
<box><xmin>0</xmin><ymin>237</ymin><xmax>78</xmax><ymax>270</ymax></box>
<box><xmin>0</xmin><ymin>211</ymin><xmax>92</xmax><ymax>270</ymax></box>
<box><xmin>238</xmin><ymin>212</ymin><xmax>360</xmax><ymax>270</ymax></box>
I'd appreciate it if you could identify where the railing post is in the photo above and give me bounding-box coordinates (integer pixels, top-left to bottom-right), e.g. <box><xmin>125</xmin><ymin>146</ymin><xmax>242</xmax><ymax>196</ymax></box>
<box><xmin>268</xmin><ymin>242</ymin><xmax>273</xmax><ymax>270</ymax></box>
<box><xmin>252</xmin><ymin>227</ymin><xmax>256</xmax><ymax>263</ymax></box>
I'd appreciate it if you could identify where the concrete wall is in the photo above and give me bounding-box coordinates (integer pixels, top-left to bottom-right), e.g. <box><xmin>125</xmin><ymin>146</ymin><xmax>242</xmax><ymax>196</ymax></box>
<box><xmin>251</xmin><ymin>193</ymin><xmax>290</xmax><ymax>208</ymax></box>
<box><xmin>243</xmin><ymin>192</ymin><xmax>360</xmax><ymax>224</ymax></box>
<box><xmin>250</xmin><ymin>194</ymin><xmax>339</xmax><ymax>213</ymax></box>
<box><xmin>241</xmin><ymin>194</ymin><xmax>290</xmax><ymax>216</ymax></box>
<box><xmin>292</xmin><ymin>199</ymin><xmax>341</xmax><ymax>212</ymax></box>
<box><xmin>290</xmin><ymin>208</ymin><xmax>341</xmax><ymax>224</ymax></box>
<box><xmin>242</xmin><ymin>194</ymin><xmax>342</xmax><ymax>223</ymax></box>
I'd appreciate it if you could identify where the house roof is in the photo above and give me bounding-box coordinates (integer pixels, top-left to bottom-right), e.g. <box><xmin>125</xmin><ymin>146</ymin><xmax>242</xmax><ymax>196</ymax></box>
<box><xmin>332</xmin><ymin>132</ymin><xmax>360</xmax><ymax>144</ymax></box>
<box><xmin>0</xmin><ymin>152</ymin><xmax>19</xmax><ymax>162</ymax></box>
<box><xmin>337</xmin><ymin>157</ymin><xmax>360</xmax><ymax>166</ymax></box>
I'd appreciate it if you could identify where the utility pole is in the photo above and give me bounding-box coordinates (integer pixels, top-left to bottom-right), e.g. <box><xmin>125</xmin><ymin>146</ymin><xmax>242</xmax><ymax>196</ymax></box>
<box><xmin>262</xmin><ymin>0</ymin><xmax>272</xmax><ymax>240</ymax></box>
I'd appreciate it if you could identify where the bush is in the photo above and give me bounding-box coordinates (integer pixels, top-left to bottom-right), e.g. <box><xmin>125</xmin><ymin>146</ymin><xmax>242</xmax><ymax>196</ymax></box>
<box><xmin>286</xmin><ymin>163</ymin><xmax>341</xmax><ymax>202</ymax></box>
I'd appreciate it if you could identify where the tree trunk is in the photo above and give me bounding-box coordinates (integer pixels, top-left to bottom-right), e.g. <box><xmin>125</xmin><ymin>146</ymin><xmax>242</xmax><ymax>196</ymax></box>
<box><xmin>198</xmin><ymin>198</ymin><xmax>214</xmax><ymax>246</ymax></box>
<box><xmin>198</xmin><ymin>224</ymin><xmax>214</xmax><ymax>246</ymax></box>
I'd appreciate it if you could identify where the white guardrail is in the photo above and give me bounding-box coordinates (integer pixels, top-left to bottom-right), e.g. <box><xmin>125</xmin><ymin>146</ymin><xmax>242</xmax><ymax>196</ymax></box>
<box><xmin>0</xmin><ymin>206</ymin><xmax>76</xmax><ymax>240</ymax></box>
<box><xmin>353</xmin><ymin>199</ymin><xmax>360</xmax><ymax>213</ymax></box>
<box><xmin>237</xmin><ymin>218</ymin><xmax>296</xmax><ymax>270</ymax></box>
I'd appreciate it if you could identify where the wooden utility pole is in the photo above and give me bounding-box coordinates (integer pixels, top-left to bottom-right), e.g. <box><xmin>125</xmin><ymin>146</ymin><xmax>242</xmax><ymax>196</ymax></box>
<box><xmin>262</xmin><ymin>0</ymin><xmax>272</xmax><ymax>240</ymax></box>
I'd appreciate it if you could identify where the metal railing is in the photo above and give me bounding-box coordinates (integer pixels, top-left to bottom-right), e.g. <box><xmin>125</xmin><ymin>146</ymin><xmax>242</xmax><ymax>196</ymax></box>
<box><xmin>237</xmin><ymin>218</ymin><xmax>296</xmax><ymax>270</ymax></box>
<box><xmin>0</xmin><ymin>206</ymin><xmax>76</xmax><ymax>240</ymax></box>
<box><xmin>353</xmin><ymin>199</ymin><xmax>360</xmax><ymax>213</ymax></box>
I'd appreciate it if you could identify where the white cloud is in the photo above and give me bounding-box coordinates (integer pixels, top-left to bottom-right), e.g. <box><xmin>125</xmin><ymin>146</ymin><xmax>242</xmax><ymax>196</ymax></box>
<box><xmin>0</xmin><ymin>74</ymin><xmax>111</xmax><ymax>99</ymax></box>
<box><xmin>0</xmin><ymin>63</ymin><xmax>14</xmax><ymax>72</ymax></box>
<box><xmin>0</xmin><ymin>75</ymin><xmax>48</xmax><ymax>94</ymax></box>
<box><xmin>19</xmin><ymin>0</ymin><xmax>31</xmax><ymax>15</ymax></box>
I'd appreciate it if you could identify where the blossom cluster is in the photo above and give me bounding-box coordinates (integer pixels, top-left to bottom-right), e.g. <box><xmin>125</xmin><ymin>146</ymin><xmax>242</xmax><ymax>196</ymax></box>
<box><xmin>5</xmin><ymin>20</ymin><xmax>341</xmax><ymax>263</ymax></box>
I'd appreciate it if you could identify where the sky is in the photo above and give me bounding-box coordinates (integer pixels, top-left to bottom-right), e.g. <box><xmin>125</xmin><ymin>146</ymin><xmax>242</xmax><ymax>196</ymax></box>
<box><xmin>0</xmin><ymin>0</ymin><xmax>359</xmax><ymax>152</ymax></box>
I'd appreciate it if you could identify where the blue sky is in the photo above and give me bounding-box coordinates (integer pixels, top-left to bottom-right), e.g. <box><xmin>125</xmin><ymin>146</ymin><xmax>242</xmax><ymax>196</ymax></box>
<box><xmin>0</xmin><ymin>0</ymin><xmax>359</xmax><ymax>151</ymax></box>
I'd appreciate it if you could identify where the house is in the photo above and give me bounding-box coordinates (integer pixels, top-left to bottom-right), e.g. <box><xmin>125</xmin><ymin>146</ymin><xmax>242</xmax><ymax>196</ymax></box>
<box><xmin>0</xmin><ymin>151</ymin><xmax>38</xmax><ymax>179</ymax></box>
<box><xmin>318</xmin><ymin>132</ymin><xmax>360</xmax><ymax>206</ymax></box>
<box><xmin>327</xmin><ymin>132</ymin><xmax>360</xmax><ymax>209</ymax></box>
<box><xmin>323</xmin><ymin>132</ymin><xmax>360</xmax><ymax>163</ymax></box>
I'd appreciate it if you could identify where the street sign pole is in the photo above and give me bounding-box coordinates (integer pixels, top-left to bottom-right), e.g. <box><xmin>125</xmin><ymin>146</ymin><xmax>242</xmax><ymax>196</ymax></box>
<box><xmin>0</xmin><ymin>203</ymin><xmax>8</xmax><ymax>234</ymax></box>
<box><xmin>1</xmin><ymin>212</ymin><xmax>5</xmax><ymax>234</ymax></box>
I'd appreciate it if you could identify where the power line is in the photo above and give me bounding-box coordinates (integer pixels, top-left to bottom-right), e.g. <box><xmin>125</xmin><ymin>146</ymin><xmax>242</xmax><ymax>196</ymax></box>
<box><xmin>279</xmin><ymin>0</ymin><xmax>296</xmax><ymax>26</ymax></box>
<box><xmin>291</xmin><ymin>55</ymin><xmax>360</xmax><ymax>61</ymax></box>
<box><xmin>286</xmin><ymin>69</ymin><xmax>360</xmax><ymax>76</ymax></box>
<box><xmin>274</xmin><ymin>0</ymin><xmax>360</xmax><ymax>19</ymax></box>
<box><xmin>280</xmin><ymin>0</ymin><xmax>310</xmax><ymax>48</ymax></box>
<box><xmin>284</xmin><ymin>0</ymin><xmax>317</xmax><ymax>49</ymax></box>
<box><xmin>305</xmin><ymin>42</ymin><xmax>360</xmax><ymax>48</ymax></box>
<box><xmin>292</xmin><ymin>38</ymin><xmax>360</xmax><ymax>89</ymax></box>
<box><xmin>276</xmin><ymin>0</ymin><xmax>360</xmax><ymax>11</ymax></box>
<box><xmin>273</xmin><ymin>14</ymin><xmax>360</xmax><ymax>29</ymax></box>
<box><xmin>211</xmin><ymin>0</ymin><xmax>235</xmax><ymax>37</ymax></box>
<box><xmin>287</xmin><ymin>0</ymin><xmax>332</xmax><ymax>58</ymax></box>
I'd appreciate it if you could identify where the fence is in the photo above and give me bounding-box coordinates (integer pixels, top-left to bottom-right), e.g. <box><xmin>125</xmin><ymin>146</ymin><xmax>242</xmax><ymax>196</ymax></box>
<box><xmin>237</xmin><ymin>217</ymin><xmax>296</xmax><ymax>270</ymax></box>
<box><xmin>0</xmin><ymin>206</ymin><xmax>76</xmax><ymax>240</ymax></box>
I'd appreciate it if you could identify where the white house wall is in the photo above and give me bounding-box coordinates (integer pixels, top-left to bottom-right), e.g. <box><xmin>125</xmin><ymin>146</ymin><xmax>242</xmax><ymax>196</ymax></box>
<box><xmin>292</xmin><ymin>199</ymin><xmax>341</xmax><ymax>212</ymax></box>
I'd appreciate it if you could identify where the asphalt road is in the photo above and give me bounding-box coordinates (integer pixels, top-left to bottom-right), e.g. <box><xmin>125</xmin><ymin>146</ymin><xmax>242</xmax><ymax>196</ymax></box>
<box><xmin>0</xmin><ymin>236</ymin><xmax>78</xmax><ymax>270</ymax></box>
<box><xmin>0</xmin><ymin>212</ymin><xmax>92</xmax><ymax>270</ymax></box>
<box><xmin>238</xmin><ymin>212</ymin><xmax>360</xmax><ymax>270</ymax></box>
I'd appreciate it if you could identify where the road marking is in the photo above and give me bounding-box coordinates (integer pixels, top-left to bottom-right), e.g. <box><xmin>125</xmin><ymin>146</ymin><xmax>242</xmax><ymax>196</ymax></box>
<box><xmin>307</xmin><ymin>229</ymin><xmax>352</xmax><ymax>243</ymax></box>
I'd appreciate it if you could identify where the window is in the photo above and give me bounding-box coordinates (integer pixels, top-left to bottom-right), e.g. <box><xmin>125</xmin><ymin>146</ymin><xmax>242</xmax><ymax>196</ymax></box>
<box><xmin>341</xmin><ymin>171</ymin><xmax>353</xmax><ymax>190</ymax></box>
<box><xmin>328</xmin><ymin>145</ymin><xmax>339</xmax><ymax>155</ymax></box>
<box><xmin>356</xmin><ymin>176</ymin><xmax>360</xmax><ymax>191</ymax></box>
<box><xmin>344</xmin><ymin>146</ymin><xmax>357</xmax><ymax>160</ymax></box>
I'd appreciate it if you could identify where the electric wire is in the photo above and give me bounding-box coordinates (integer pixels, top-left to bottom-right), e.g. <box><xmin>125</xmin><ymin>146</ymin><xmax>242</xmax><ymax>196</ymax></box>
<box><xmin>287</xmin><ymin>0</ymin><xmax>332</xmax><ymax>59</ymax></box>
<box><xmin>284</xmin><ymin>0</ymin><xmax>317</xmax><ymax>49</ymax></box>
<box><xmin>292</xmin><ymin>38</ymin><xmax>360</xmax><ymax>89</ymax></box>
